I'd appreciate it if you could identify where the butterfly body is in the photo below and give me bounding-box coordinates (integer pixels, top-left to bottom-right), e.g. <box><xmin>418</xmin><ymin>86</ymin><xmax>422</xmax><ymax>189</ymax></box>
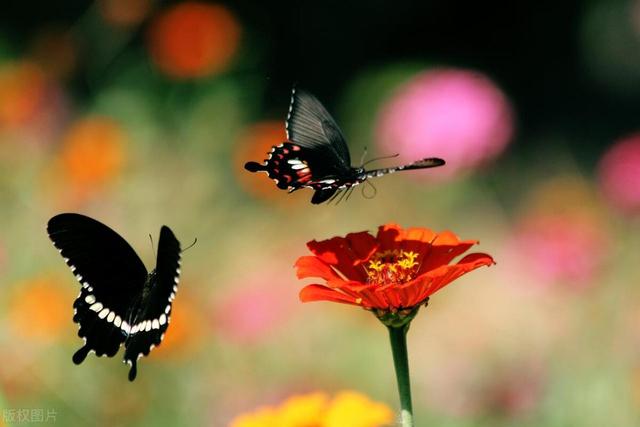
<box><xmin>244</xmin><ymin>88</ymin><xmax>445</xmax><ymax>204</ymax></box>
<box><xmin>47</xmin><ymin>213</ymin><xmax>181</xmax><ymax>381</ymax></box>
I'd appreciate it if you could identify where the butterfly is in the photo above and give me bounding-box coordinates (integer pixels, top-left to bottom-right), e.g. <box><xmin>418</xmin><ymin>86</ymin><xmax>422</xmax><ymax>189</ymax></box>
<box><xmin>47</xmin><ymin>213</ymin><xmax>182</xmax><ymax>381</ymax></box>
<box><xmin>244</xmin><ymin>88</ymin><xmax>446</xmax><ymax>204</ymax></box>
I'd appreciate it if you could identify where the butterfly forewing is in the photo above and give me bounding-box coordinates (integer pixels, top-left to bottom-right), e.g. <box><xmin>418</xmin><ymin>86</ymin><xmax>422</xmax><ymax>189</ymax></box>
<box><xmin>286</xmin><ymin>88</ymin><xmax>352</xmax><ymax>169</ymax></box>
<box><xmin>47</xmin><ymin>214</ymin><xmax>147</xmax><ymax>364</ymax></box>
<box><xmin>124</xmin><ymin>226</ymin><xmax>181</xmax><ymax>381</ymax></box>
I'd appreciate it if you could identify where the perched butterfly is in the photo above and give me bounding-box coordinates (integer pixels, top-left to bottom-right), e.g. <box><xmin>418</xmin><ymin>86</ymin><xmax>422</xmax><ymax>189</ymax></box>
<box><xmin>47</xmin><ymin>213</ymin><xmax>182</xmax><ymax>381</ymax></box>
<box><xmin>244</xmin><ymin>88</ymin><xmax>445</xmax><ymax>204</ymax></box>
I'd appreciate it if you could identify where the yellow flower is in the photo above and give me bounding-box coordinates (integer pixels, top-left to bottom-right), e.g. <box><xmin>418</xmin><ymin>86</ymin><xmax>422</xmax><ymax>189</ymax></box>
<box><xmin>228</xmin><ymin>391</ymin><xmax>393</xmax><ymax>427</ymax></box>
<box><xmin>324</xmin><ymin>391</ymin><xmax>394</xmax><ymax>427</ymax></box>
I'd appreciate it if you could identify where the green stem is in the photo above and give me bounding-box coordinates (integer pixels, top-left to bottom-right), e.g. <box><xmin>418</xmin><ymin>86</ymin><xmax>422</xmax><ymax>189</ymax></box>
<box><xmin>388</xmin><ymin>325</ymin><xmax>414</xmax><ymax>427</ymax></box>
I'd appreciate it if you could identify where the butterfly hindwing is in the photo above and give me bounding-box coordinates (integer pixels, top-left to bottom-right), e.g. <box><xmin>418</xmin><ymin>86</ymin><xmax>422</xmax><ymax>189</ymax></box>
<box><xmin>124</xmin><ymin>226</ymin><xmax>181</xmax><ymax>381</ymax></box>
<box><xmin>245</xmin><ymin>143</ymin><xmax>341</xmax><ymax>191</ymax></box>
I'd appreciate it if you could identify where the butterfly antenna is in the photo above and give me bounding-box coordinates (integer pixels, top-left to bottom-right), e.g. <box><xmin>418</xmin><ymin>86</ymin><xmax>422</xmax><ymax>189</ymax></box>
<box><xmin>182</xmin><ymin>238</ymin><xmax>198</xmax><ymax>253</ymax></box>
<box><xmin>359</xmin><ymin>146</ymin><xmax>368</xmax><ymax>168</ymax></box>
<box><xmin>149</xmin><ymin>234</ymin><xmax>155</xmax><ymax>254</ymax></box>
<box><xmin>362</xmin><ymin>180</ymin><xmax>377</xmax><ymax>199</ymax></box>
<box><xmin>362</xmin><ymin>153</ymin><xmax>400</xmax><ymax>168</ymax></box>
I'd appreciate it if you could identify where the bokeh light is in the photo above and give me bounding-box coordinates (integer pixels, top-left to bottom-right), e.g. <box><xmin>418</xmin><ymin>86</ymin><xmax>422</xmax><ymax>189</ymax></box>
<box><xmin>7</xmin><ymin>276</ymin><xmax>73</xmax><ymax>342</ymax></box>
<box><xmin>508</xmin><ymin>176</ymin><xmax>610</xmax><ymax>290</ymax></box>
<box><xmin>376</xmin><ymin>68</ymin><xmax>514</xmax><ymax>180</ymax></box>
<box><xmin>0</xmin><ymin>60</ymin><xmax>67</xmax><ymax>141</ymax></box>
<box><xmin>598</xmin><ymin>132</ymin><xmax>640</xmax><ymax>215</ymax></box>
<box><xmin>147</xmin><ymin>2</ymin><xmax>241</xmax><ymax>79</ymax></box>
<box><xmin>57</xmin><ymin>115</ymin><xmax>127</xmax><ymax>196</ymax></box>
<box><xmin>99</xmin><ymin>0</ymin><xmax>154</xmax><ymax>28</ymax></box>
<box><xmin>213</xmin><ymin>271</ymin><xmax>296</xmax><ymax>345</ymax></box>
<box><xmin>28</xmin><ymin>28</ymin><xmax>77</xmax><ymax>81</ymax></box>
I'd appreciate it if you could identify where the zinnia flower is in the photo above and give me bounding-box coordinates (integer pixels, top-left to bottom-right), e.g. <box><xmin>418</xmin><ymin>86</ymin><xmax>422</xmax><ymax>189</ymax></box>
<box><xmin>147</xmin><ymin>2</ymin><xmax>241</xmax><ymax>79</ymax></box>
<box><xmin>295</xmin><ymin>223</ymin><xmax>494</xmax><ymax>427</ymax></box>
<box><xmin>376</xmin><ymin>68</ymin><xmax>514</xmax><ymax>180</ymax></box>
<box><xmin>228</xmin><ymin>390</ymin><xmax>393</xmax><ymax>427</ymax></box>
<box><xmin>295</xmin><ymin>223</ymin><xmax>494</xmax><ymax>325</ymax></box>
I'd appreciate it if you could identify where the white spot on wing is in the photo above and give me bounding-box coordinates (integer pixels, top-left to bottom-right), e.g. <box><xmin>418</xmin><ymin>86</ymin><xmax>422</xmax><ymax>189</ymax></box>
<box><xmin>107</xmin><ymin>312</ymin><xmax>115</xmax><ymax>323</ymax></box>
<box><xmin>98</xmin><ymin>308</ymin><xmax>109</xmax><ymax>319</ymax></box>
<box><xmin>85</xmin><ymin>294</ymin><xmax>96</xmax><ymax>304</ymax></box>
<box><xmin>90</xmin><ymin>302</ymin><xmax>103</xmax><ymax>312</ymax></box>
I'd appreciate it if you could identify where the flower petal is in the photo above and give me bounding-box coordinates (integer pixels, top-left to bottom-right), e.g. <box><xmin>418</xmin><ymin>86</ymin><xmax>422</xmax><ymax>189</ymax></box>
<box><xmin>398</xmin><ymin>252</ymin><xmax>495</xmax><ymax>306</ymax></box>
<box><xmin>376</xmin><ymin>223</ymin><xmax>404</xmax><ymax>252</ymax></box>
<box><xmin>418</xmin><ymin>231</ymin><xmax>478</xmax><ymax>273</ymax></box>
<box><xmin>307</xmin><ymin>231</ymin><xmax>378</xmax><ymax>281</ymax></box>
<box><xmin>299</xmin><ymin>284</ymin><xmax>359</xmax><ymax>306</ymax></box>
<box><xmin>295</xmin><ymin>256</ymin><xmax>343</xmax><ymax>284</ymax></box>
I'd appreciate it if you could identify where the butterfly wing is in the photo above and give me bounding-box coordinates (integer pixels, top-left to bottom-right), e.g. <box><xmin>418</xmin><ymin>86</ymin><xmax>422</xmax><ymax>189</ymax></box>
<box><xmin>47</xmin><ymin>213</ymin><xmax>148</xmax><ymax>364</ymax></box>
<box><xmin>245</xmin><ymin>143</ymin><xmax>342</xmax><ymax>192</ymax></box>
<box><xmin>286</xmin><ymin>88</ymin><xmax>352</xmax><ymax>172</ymax></box>
<box><xmin>124</xmin><ymin>225</ymin><xmax>181</xmax><ymax>381</ymax></box>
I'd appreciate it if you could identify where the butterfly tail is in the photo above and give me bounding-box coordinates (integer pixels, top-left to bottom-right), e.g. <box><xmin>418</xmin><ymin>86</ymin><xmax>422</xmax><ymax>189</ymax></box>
<box><xmin>244</xmin><ymin>161</ymin><xmax>266</xmax><ymax>172</ymax></box>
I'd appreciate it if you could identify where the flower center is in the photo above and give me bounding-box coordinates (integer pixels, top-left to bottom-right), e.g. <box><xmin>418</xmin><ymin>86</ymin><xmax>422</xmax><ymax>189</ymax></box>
<box><xmin>366</xmin><ymin>250</ymin><xmax>419</xmax><ymax>285</ymax></box>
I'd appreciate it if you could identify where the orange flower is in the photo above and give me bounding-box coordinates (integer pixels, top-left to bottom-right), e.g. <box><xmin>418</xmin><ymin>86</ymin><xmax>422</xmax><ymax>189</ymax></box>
<box><xmin>152</xmin><ymin>289</ymin><xmax>204</xmax><ymax>358</ymax></box>
<box><xmin>58</xmin><ymin>116</ymin><xmax>126</xmax><ymax>192</ymax></box>
<box><xmin>148</xmin><ymin>2</ymin><xmax>241</xmax><ymax>79</ymax></box>
<box><xmin>7</xmin><ymin>276</ymin><xmax>73</xmax><ymax>342</ymax></box>
<box><xmin>99</xmin><ymin>0</ymin><xmax>153</xmax><ymax>28</ymax></box>
<box><xmin>0</xmin><ymin>61</ymin><xmax>48</xmax><ymax>129</ymax></box>
<box><xmin>295</xmin><ymin>224</ymin><xmax>494</xmax><ymax>321</ymax></box>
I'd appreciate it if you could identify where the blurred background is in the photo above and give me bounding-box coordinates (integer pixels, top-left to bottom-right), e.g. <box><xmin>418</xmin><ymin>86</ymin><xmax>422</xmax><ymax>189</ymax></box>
<box><xmin>1</xmin><ymin>0</ymin><xmax>640</xmax><ymax>425</ymax></box>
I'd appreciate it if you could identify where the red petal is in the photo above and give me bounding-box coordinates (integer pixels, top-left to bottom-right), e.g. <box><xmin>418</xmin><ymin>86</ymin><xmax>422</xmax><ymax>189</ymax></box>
<box><xmin>401</xmin><ymin>252</ymin><xmax>495</xmax><ymax>305</ymax></box>
<box><xmin>299</xmin><ymin>284</ymin><xmax>359</xmax><ymax>305</ymax></box>
<box><xmin>307</xmin><ymin>231</ymin><xmax>377</xmax><ymax>281</ymax></box>
<box><xmin>419</xmin><ymin>231</ymin><xmax>478</xmax><ymax>274</ymax></box>
<box><xmin>295</xmin><ymin>256</ymin><xmax>343</xmax><ymax>284</ymax></box>
<box><xmin>376</xmin><ymin>223</ymin><xmax>403</xmax><ymax>252</ymax></box>
<box><xmin>456</xmin><ymin>252</ymin><xmax>496</xmax><ymax>268</ymax></box>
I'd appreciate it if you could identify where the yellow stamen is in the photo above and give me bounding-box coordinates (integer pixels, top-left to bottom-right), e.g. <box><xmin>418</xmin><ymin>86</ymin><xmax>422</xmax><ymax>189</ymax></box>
<box><xmin>364</xmin><ymin>250</ymin><xmax>420</xmax><ymax>286</ymax></box>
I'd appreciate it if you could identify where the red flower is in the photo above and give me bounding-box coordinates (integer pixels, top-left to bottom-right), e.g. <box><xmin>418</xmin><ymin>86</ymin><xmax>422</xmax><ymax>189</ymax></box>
<box><xmin>295</xmin><ymin>224</ymin><xmax>494</xmax><ymax>315</ymax></box>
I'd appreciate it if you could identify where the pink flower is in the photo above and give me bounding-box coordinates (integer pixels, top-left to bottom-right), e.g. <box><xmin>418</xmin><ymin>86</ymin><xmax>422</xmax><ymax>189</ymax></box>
<box><xmin>376</xmin><ymin>68</ymin><xmax>514</xmax><ymax>180</ymax></box>
<box><xmin>598</xmin><ymin>132</ymin><xmax>640</xmax><ymax>215</ymax></box>
<box><xmin>510</xmin><ymin>213</ymin><xmax>608</xmax><ymax>289</ymax></box>
<box><xmin>213</xmin><ymin>270</ymin><xmax>297</xmax><ymax>345</ymax></box>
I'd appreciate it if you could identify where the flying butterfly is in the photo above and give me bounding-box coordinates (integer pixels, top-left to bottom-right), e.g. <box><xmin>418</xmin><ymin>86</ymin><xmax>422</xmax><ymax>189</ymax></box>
<box><xmin>47</xmin><ymin>213</ymin><xmax>182</xmax><ymax>381</ymax></box>
<box><xmin>244</xmin><ymin>88</ymin><xmax>446</xmax><ymax>204</ymax></box>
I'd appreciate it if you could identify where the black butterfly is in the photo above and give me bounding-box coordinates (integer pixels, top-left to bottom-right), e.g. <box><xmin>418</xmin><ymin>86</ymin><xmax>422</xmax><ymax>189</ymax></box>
<box><xmin>47</xmin><ymin>213</ymin><xmax>181</xmax><ymax>381</ymax></box>
<box><xmin>244</xmin><ymin>88</ymin><xmax>446</xmax><ymax>204</ymax></box>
